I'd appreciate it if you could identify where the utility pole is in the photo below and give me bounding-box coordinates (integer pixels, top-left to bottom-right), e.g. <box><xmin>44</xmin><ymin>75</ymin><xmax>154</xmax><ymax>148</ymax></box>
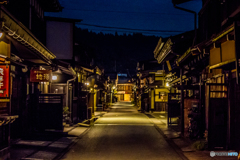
<box><xmin>172</xmin><ymin>1</ymin><xmax>197</xmax><ymax>47</ymax></box>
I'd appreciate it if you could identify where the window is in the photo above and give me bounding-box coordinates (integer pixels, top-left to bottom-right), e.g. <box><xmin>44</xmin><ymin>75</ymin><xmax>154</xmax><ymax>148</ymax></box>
<box><xmin>158</xmin><ymin>92</ymin><xmax>168</xmax><ymax>102</ymax></box>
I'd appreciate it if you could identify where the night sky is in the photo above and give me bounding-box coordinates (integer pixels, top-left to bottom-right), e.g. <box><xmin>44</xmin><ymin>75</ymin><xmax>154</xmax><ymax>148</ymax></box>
<box><xmin>45</xmin><ymin>0</ymin><xmax>202</xmax><ymax>37</ymax></box>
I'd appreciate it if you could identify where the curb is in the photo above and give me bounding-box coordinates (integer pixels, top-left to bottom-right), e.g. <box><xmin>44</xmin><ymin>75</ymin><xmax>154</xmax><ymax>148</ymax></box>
<box><xmin>154</xmin><ymin>124</ymin><xmax>189</xmax><ymax>160</ymax></box>
<box><xmin>54</xmin><ymin>112</ymin><xmax>107</xmax><ymax>159</ymax></box>
<box><xmin>53</xmin><ymin>127</ymin><xmax>91</xmax><ymax>160</ymax></box>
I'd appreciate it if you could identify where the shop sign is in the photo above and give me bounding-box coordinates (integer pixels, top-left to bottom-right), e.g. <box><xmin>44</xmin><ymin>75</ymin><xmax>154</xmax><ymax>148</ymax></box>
<box><xmin>156</xmin><ymin>70</ymin><xmax>164</xmax><ymax>75</ymax></box>
<box><xmin>0</xmin><ymin>65</ymin><xmax>9</xmax><ymax>98</ymax></box>
<box><xmin>117</xmin><ymin>91</ymin><xmax>125</xmax><ymax>94</ymax></box>
<box><xmin>30</xmin><ymin>69</ymin><xmax>52</xmax><ymax>82</ymax></box>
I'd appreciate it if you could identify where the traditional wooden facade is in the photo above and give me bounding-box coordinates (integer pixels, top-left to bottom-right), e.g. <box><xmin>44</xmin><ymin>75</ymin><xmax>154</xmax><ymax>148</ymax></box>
<box><xmin>154</xmin><ymin>0</ymin><xmax>240</xmax><ymax>150</ymax></box>
<box><xmin>180</xmin><ymin>0</ymin><xmax>240</xmax><ymax>150</ymax></box>
<box><xmin>0</xmin><ymin>1</ymin><xmax>107</xmax><ymax>158</ymax></box>
<box><xmin>116</xmin><ymin>74</ymin><xmax>133</xmax><ymax>102</ymax></box>
<box><xmin>153</xmin><ymin>31</ymin><xmax>195</xmax><ymax>129</ymax></box>
<box><xmin>136</xmin><ymin>60</ymin><xmax>169</xmax><ymax>112</ymax></box>
<box><xmin>0</xmin><ymin>0</ymin><xmax>62</xmax><ymax>157</ymax></box>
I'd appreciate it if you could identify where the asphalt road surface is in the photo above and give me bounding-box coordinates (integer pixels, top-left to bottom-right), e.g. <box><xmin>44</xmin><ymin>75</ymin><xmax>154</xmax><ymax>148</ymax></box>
<box><xmin>60</xmin><ymin>102</ymin><xmax>184</xmax><ymax>160</ymax></box>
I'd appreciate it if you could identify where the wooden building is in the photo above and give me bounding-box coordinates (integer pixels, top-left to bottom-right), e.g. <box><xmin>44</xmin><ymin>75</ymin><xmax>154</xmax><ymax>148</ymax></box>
<box><xmin>158</xmin><ymin>0</ymin><xmax>240</xmax><ymax>150</ymax></box>
<box><xmin>116</xmin><ymin>73</ymin><xmax>133</xmax><ymax>102</ymax></box>
<box><xmin>136</xmin><ymin>59</ymin><xmax>169</xmax><ymax>112</ymax></box>
<box><xmin>0</xmin><ymin>0</ymin><xmax>62</xmax><ymax>157</ymax></box>
<box><xmin>153</xmin><ymin>31</ymin><xmax>195</xmax><ymax>128</ymax></box>
<box><xmin>193</xmin><ymin>0</ymin><xmax>240</xmax><ymax>150</ymax></box>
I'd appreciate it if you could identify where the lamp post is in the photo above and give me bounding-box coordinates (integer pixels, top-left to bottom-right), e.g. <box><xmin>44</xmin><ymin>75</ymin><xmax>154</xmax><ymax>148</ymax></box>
<box><xmin>172</xmin><ymin>1</ymin><xmax>197</xmax><ymax>47</ymax></box>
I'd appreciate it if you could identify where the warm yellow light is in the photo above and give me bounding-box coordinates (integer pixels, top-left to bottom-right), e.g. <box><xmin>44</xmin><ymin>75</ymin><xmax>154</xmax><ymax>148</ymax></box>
<box><xmin>85</xmin><ymin>82</ymin><xmax>89</xmax><ymax>85</ymax></box>
<box><xmin>52</xmin><ymin>75</ymin><xmax>57</xmax><ymax>80</ymax></box>
<box><xmin>166</xmin><ymin>82</ymin><xmax>169</xmax><ymax>87</ymax></box>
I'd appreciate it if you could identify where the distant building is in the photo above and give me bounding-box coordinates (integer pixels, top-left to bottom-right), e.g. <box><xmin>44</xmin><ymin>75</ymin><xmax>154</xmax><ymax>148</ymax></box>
<box><xmin>116</xmin><ymin>74</ymin><xmax>133</xmax><ymax>101</ymax></box>
<box><xmin>136</xmin><ymin>59</ymin><xmax>168</xmax><ymax>112</ymax></box>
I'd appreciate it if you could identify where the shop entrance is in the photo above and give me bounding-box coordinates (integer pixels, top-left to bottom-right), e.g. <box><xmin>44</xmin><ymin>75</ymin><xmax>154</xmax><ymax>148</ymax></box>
<box><xmin>124</xmin><ymin>94</ymin><xmax>131</xmax><ymax>101</ymax></box>
<box><xmin>38</xmin><ymin>94</ymin><xmax>65</xmax><ymax>131</ymax></box>
<box><xmin>168</xmin><ymin>93</ymin><xmax>180</xmax><ymax>127</ymax></box>
<box><xmin>116</xmin><ymin>94</ymin><xmax>124</xmax><ymax>101</ymax></box>
<box><xmin>207</xmin><ymin>83</ymin><xmax>228</xmax><ymax>149</ymax></box>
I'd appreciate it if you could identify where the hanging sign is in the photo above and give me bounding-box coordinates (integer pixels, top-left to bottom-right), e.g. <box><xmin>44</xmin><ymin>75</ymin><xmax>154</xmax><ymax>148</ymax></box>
<box><xmin>30</xmin><ymin>69</ymin><xmax>52</xmax><ymax>82</ymax></box>
<box><xmin>0</xmin><ymin>65</ymin><xmax>9</xmax><ymax>98</ymax></box>
<box><xmin>125</xmin><ymin>91</ymin><xmax>132</xmax><ymax>94</ymax></box>
<box><xmin>166</xmin><ymin>60</ymin><xmax>172</xmax><ymax>71</ymax></box>
<box><xmin>117</xmin><ymin>91</ymin><xmax>125</xmax><ymax>94</ymax></box>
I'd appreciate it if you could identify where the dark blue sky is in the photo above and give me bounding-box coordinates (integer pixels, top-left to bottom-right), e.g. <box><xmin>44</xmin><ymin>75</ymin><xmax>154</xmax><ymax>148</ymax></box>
<box><xmin>46</xmin><ymin>0</ymin><xmax>202</xmax><ymax>37</ymax></box>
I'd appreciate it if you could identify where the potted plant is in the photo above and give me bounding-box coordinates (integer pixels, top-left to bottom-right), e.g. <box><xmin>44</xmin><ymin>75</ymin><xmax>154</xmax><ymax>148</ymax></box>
<box><xmin>63</xmin><ymin>106</ymin><xmax>71</xmax><ymax>124</ymax></box>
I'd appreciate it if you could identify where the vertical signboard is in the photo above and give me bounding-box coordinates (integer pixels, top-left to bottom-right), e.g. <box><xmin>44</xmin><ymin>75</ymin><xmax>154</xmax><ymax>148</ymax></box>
<box><xmin>0</xmin><ymin>65</ymin><xmax>9</xmax><ymax>98</ymax></box>
<box><xmin>166</xmin><ymin>60</ymin><xmax>172</xmax><ymax>71</ymax></box>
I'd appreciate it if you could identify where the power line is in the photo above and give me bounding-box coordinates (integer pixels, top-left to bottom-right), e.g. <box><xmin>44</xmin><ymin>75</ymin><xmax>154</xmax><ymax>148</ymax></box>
<box><xmin>76</xmin><ymin>23</ymin><xmax>184</xmax><ymax>33</ymax></box>
<box><xmin>83</xmin><ymin>28</ymin><xmax>174</xmax><ymax>36</ymax></box>
<box><xmin>63</xmin><ymin>8</ymin><xmax>191</xmax><ymax>16</ymax></box>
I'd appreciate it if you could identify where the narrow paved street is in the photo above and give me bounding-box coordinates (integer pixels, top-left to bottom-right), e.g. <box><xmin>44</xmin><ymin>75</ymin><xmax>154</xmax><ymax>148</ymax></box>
<box><xmin>61</xmin><ymin>102</ymin><xmax>184</xmax><ymax>160</ymax></box>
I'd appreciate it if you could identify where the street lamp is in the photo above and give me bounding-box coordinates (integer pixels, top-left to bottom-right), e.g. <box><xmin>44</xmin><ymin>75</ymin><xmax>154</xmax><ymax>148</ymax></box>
<box><xmin>52</xmin><ymin>75</ymin><xmax>57</xmax><ymax>80</ymax></box>
<box><xmin>166</xmin><ymin>82</ymin><xmax>169</xmax><ymax>87</ymax></box>
<box><xmin>85</xmin><ymin>82</ymin><xmax>89</xmax><ymax>91</ymax></box>
<box><xmin>0</xmin><ymin>30</ymin><xmax>5</xmax><ymax>40</ymax></box>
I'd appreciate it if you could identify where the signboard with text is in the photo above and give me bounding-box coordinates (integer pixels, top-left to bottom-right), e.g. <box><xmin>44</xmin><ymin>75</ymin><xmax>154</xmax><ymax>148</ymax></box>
<box><xmin>0</xmin><ymin>65</ymin><xmax>9</xmax><ymax>98</ymax></box>
<box><xmin>30</xmin><ymin>69</ymin><xmax>52</xmax><ymax>82</ymax></box>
